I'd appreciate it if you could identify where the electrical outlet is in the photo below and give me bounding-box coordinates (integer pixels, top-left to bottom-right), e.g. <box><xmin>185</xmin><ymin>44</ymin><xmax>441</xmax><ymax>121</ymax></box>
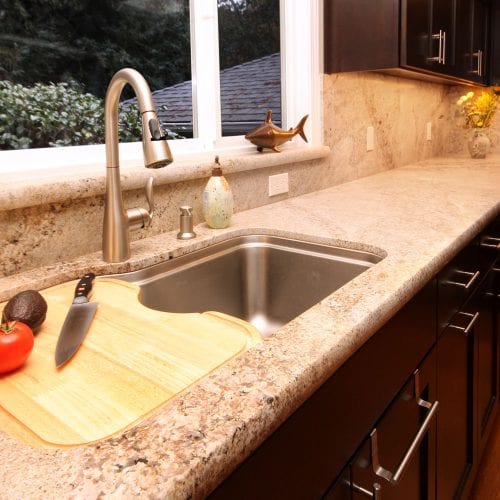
<box><xmin>426</xmin><ymin>122</ymin><xmax>432</xmax><ymax>141</ymax></box>
<box><xmin>366</xmin><ymin>126</ymin><xmax>375</xmax><ymax>151</ymax></box>
<box><xmin>268</xmin><ymin>173</ymin><xmax>289</xmax><ymax>196</ymax></box>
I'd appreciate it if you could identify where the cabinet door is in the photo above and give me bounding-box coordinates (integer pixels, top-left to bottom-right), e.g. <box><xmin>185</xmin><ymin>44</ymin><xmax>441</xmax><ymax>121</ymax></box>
<box><xmin>437</xmin><ymin>300</ymin><xmax>479</xmax><ymax>499</ymax></box>
<box><xmin>476</xmin><ymin>267</ymin><xmax>499</xmax><ymax>460</ymax></box>
<box><xmin>350</xmin><ymin>349</ymin><xmax>438</xmax><ymax>500</ymax></box>
<box><xmin>455</xmin><ymin>0</ymin><xmax>488</xmax><ymax>83</ymax></box>
<box><xmin>208</xmin><ymin>280</ymin><xmax>436</xmax><ymax>500</ymax></box>
<box><xmin>323</xmin><ymin>467</ymin><xmax>352</xmax><ymax>500</ymax></box>
<box><xmin>403</xmin><ymin>0</ymin><xmax>456</xmax><ymax>73</ymax></box>
<box><xmin>324</xmin><ymin>0</ymin><xmax>399</xmax><ymax>73</ymax></box>
<box><xmin>491</xmin><ymin>0</ymin><xmax>500</xmax><ymax>84</ymax></box>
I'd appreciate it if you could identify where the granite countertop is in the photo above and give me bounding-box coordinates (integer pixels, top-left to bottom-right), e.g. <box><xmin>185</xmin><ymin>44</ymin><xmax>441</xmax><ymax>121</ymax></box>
<box><xmin>1</xmin><ymin>154</ymin><xmax>499</xmax><ymax>499</ymax></box>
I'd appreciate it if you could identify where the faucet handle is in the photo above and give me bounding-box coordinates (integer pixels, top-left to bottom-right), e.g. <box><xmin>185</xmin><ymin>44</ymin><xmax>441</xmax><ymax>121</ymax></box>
<box><xmin>127</xmin><ymin>176</ymin><xmax>155</xmax><ymax>230</ymax></box>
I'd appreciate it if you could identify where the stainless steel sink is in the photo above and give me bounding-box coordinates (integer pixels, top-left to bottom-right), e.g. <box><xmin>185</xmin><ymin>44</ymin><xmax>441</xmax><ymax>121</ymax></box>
<box><xmin>112</xmin><ymin>235</ymin><xmax>383</xmax><ymax>337</ymax></box>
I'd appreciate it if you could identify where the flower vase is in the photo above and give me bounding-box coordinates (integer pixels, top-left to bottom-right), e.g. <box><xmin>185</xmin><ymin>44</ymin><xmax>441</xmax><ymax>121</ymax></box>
<box><xmin>467</xmin><ymin>130</ymin><xmax>490</xmax><ymax>159</ymax></box>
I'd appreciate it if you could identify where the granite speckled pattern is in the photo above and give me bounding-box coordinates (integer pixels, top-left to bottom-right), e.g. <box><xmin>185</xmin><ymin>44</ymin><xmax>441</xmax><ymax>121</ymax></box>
<box><xmin>1</xmin><ymin>154</ymin><xmax>500</xmax><ymax>499</ymax></box>
<box><xmin>0</xmin><ymin>147</ymin><xmax>331</xmax><ymax>277</ymax></box>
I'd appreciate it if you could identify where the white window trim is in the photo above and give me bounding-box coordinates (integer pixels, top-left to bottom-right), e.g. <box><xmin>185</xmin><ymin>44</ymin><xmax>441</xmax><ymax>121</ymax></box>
<box><xmin>0</xmin><ymin>0</ymin><xmax>322</xmax><ymax>174</ymax></box>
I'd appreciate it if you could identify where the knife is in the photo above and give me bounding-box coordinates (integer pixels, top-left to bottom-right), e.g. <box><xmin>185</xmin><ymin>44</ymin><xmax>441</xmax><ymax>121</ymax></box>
<box><xmin>55</xmin><ymin>273</ymin><xmax>98</xmax><ymax>367</ymax></box>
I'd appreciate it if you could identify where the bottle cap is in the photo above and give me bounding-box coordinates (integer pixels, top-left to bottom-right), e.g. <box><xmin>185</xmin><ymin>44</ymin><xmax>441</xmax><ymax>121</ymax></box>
<box><xmin>212</xmin><ymin>155</ymin><xmax>222</xmax><ymax>176</ymax></box>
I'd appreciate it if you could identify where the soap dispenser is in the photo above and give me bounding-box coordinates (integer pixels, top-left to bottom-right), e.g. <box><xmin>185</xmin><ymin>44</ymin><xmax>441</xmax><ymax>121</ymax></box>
<box><xmin>203</xmin><ymin>156</ymin><xmax>234</xmax><ymax>229</ymax></box>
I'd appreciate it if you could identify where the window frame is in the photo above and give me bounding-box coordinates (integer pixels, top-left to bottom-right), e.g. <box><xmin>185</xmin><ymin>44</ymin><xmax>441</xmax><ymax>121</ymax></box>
<box><xmin>0</xmin><ymin>0</ymin><xmax>322</xmax><ymax>173</ymax></box>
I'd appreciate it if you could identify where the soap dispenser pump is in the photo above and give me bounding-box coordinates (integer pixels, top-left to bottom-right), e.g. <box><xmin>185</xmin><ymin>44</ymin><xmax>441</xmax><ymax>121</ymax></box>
<box><xmin>202</xmin><ymin>156</ymin><xmax>234</xmax><ymax>229</ymax></box>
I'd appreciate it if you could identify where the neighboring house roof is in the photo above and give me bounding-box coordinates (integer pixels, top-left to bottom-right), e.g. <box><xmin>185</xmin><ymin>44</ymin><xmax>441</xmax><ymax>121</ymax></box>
<box><xmin>132</xmin><ymin>52</ymin><xmax>281</xmax><ymax>137</ymax></box>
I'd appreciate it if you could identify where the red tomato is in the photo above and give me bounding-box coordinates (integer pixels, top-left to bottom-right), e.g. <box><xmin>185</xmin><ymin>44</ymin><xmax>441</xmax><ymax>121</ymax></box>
<box><xmin>0</xmin><ymin>321</ymin><xmax>34</xmax><ymax>374</ymax></box>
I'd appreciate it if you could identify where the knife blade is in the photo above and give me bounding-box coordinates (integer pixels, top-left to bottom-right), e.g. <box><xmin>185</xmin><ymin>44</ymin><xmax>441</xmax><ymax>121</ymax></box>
<box><xmin>55</xmin><ymin>273</ymin><xmax>98</xmax><ymax>367</ymax></box>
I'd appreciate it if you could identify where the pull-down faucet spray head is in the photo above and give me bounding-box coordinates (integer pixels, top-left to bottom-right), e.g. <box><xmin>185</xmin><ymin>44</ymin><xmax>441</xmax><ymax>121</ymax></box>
<box><xmin>142</xmin><ymin>111</ymin><xmax>173</xmax><ymax>168</ymax></box>
<box><xmin>102</xmin><ymin>67</ymin><xmax>173</xmax><ymax>263</ymax></box>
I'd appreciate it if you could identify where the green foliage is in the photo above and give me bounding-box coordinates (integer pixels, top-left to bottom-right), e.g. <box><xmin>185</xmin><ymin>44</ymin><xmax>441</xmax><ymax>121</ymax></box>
<box><xmin>0</xmin><ymin>0</ymin><xmax>191</xmax><ymax>98</ymax></box>
<box><xmin>0</xmin><ymin>0</ymin><xmax>277</xmax><ymax>149</ymax></box>
<box><xmin>0</xmin><ymin>80</ymin><xmax>141</xmax><ymax>150</ymax></box>
<box><xmin>456</xmin><ymin>91</ymin><xmax>498</xmax><ymax>129</ymax></box>
<box><xmin>218</xmin><ymin>0</ymin><xmax>280</xmax><ymax>70</ymax></box>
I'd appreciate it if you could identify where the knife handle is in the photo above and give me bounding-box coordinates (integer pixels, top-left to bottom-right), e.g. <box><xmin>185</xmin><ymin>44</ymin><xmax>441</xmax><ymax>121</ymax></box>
<box><xmin>74</xmin><ymin>273</ymin><xmax>96</xmax><ymax>299</ymax></box>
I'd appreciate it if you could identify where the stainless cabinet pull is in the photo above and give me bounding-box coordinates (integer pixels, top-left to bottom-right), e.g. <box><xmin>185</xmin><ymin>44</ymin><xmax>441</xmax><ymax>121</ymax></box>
<box><xmin>449</xmin><ymin>311</ymin><xmax>480</xmax><ymax>336</ymax></box>
<box><xmin>352</xmin><ymin>482</ymin><xmax>382</xmax><ymax>499</ymax></box>
<box><xmin>481</xmin><ymin>236</ymin><xmax>500</xmax><ymax>250</ymax></box>
<box><xmin>442</xmin><ymin>30</ymin><xmax>446</xmax><ymax>65</ymax></box>
<box><xmin>471</xmin><ymin>49</ymin><xmax>483</xmax><ymax>77</ymax></box>
<box><xmin>370</xmin><ymin>370</ymin><xmax>439</xmax><ymax>485</ymax></box>
<box><xmin>429</xmin><ymin>30</ymin><xmax>444</xmax><ymax>63</ymax></box>
<box><xmin>446</xmin><ymin>270</ymin><xmax>480</xmax><ymax>289</ymax></box>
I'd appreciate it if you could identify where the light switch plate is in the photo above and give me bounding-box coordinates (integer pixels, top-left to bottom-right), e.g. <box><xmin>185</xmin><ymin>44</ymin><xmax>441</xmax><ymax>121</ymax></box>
<box><xmin>268</xmin><ymin>173</ymin><xmax>289</xmax><ymax>196</ymax></box>
<box><xmin>366</xmin><ymin>126</ymin><xmax>375</xmax><ymax>151</ymax></box>
<box><xmin>426</xmin><ymin>122</ymin><xmax>432</xmax><ymax>141</ymax></box>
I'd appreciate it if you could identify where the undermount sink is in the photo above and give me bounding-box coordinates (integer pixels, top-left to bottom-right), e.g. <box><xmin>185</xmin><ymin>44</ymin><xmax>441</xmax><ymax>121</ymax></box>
<box><xmin>112</xmin><ymin>235</ymin><xmax>383</xmax><ymax>337</ymax></box>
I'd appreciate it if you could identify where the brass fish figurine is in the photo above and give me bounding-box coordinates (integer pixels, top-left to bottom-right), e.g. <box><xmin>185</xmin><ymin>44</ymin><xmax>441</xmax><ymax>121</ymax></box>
<box><xmin>245</xmin><ymin>110</ymin><xmax>308</xmax><ymax>152</ymax></box>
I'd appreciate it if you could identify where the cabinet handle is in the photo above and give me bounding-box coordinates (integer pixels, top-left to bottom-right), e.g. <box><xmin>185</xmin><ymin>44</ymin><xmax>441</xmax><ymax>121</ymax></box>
<box><xmin>442</xmin><ymin>30</ymin><xmax>446</xmax><ymax>65</ymax></box>
<box><xmin>370</xmin><ymin>370</ymin><xmax>439</xmax><ymax>485</ymax></box>
<box><xmin>481</xmin><ymin>236</ymin><xmax>500</xmax><ymax>250</ymax></box>
<box><xmin>446</xmin><ymin>270</ymin><xmax>481</xmax><ymax>289</ymax></box>
<box><xmin>449</xmin><ymin>311</ymin><xmax>480</xmax><ymax>336</ymax></box>
<box><xmin>471</xmin><ymin>50</ymin><xmax>483</xmax><ymax>77</ymax></box>
<box><xmin>429</xmin><ymin>30</ymin><xmax>444</xmax><ymax>64</ymax></box>
<box><xmin>352</xmin><ymin>482</ymin><xmax>382</xmax><ymax>499</ymax></box>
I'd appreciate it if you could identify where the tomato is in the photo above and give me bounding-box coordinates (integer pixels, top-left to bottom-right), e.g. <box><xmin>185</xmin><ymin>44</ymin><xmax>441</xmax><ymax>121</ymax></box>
<box><xmin>0</xmin><ymin>321</ymin><xmax>34</xmax><ymax>374</ymax></box>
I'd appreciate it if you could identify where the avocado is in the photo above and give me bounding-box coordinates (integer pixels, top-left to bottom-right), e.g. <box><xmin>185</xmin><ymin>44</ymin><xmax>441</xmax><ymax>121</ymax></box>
<box><xmin>2</xmin><ymin>290</ymin><xmax>48</xmax><ymax>332</ymax></box>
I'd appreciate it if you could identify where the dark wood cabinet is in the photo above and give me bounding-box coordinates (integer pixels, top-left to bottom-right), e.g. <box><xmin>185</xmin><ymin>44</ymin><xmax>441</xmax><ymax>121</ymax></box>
<box><xmin>402</xmin><ymin>0</ymin><xmax>456</xmax><ymax>75</ymax></box>
<box><xmin>349</xmin><ymin>348</ymin><xmax>437</xmax><ymax>500</ymax></box>
<box><xmin>209</xmin><ymin>280</ymin><xmax>437</xmax><ymax>499</ymax></box>
<box><xmin>437</xmin><ymin>300</ymin><xmax>478</xmax><ymax>499</ymax></box>
<box><xmin>490</xmin><ymin>0</ymin><xmax>500</xmax><ymax>84</ymax></box>
<box><xmin>475</xmin><ymin>266</ymin><xmax>498</xmax><ymax>458</ymax></box>
<box><xmin>436</xmin><ymin>221</ymin><xmax>500</xmax><ymax>499</ymax></box>
<box><xmin>324</xmin><ymin>0</ymin><xmax>492</xmax><ymax>85</ymax></box>
<box><xmin>455</xmin><ymin>0</ymin><xmax>489</xmax><ymax>83</ymax></box>
<box><xmin>324</xmin><ymin>0</ymin><xmax>399</xmax><ymax>73</ymax></box>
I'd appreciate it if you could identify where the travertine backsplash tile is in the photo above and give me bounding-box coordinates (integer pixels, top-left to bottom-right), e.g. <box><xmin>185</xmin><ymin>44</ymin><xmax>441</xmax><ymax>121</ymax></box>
<box><xmin>322</xmin><ymin>71</ymin><xmax>456</xmax><ymax>182</ymax></box>
<box><xmin>3</xmin><ymin>71</ymin><xmax>497</xmax><ymax>277</ymax></box>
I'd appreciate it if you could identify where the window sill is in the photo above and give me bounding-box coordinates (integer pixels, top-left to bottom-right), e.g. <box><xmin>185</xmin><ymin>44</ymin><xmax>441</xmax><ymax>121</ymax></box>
<box><xmin>0</xmin><ymin>143</ymin><xmax>330</xmax><ymax>211</ymax></box>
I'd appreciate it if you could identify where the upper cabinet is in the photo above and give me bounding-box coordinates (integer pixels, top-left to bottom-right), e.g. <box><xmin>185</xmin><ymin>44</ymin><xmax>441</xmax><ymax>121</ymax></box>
<box><xmin>455</xmin><ymin>0</ymin><xmax>489</xmax><ymax>83</ymax></box>
<box><xmin>324</xmin><ymin>0</ymin><xmax>491</xmax><ymax>85</ymax></box>
<box><xmin>490</xmin><ymin>0</ymin><xmax>500</xmax><ymax>84</ymax></box>
<box><xmin>402</xmin><ymin>0</ymin><xmax>456</xmax><ymax>75</ymax></box>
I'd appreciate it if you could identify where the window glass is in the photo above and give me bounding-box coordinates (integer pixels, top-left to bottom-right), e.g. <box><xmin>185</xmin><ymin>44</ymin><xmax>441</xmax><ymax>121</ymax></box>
<box><xmin>217</xmin><ymin>0</ymin><xmax>281</xmax><ymax>137</ymax></box>
<box><xmin>0</xmin><ymin>0</ymin><xmax>191</xmax><ymax>149</ymax></box>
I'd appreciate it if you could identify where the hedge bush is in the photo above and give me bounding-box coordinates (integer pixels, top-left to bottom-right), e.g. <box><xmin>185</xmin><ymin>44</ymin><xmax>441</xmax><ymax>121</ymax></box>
<box><xmin>0</xmin><ymin>80</ymin><xmax>142</xmax><ymax>150</ymax></box>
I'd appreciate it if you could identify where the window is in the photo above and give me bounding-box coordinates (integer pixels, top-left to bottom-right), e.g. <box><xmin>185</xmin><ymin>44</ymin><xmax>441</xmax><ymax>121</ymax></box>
<box><xmin>0</xmin><ymin>0</ymin><xmax>321</xmax><ymax>172</ymax></box>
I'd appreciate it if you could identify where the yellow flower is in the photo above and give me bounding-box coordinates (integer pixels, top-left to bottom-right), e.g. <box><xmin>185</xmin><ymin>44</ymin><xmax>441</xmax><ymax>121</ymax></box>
<box><xmin>456</xmin><ymin>90</ymin><xmax>498</xmax><ymax>129</ymax></box>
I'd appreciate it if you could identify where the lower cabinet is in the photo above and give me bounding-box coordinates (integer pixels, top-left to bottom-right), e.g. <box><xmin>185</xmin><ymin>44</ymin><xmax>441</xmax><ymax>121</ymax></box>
<box><xmin>209</xmin><ymin>220</ymin><xmax>499</xmax><ymax>499</ymax></box>
<box><xmin>436</xmin><ymin>227</ymin><xmax>499</xmax><ymax>499</ymax></box>
<box><xmin>437</xmin><ymin>303</ymin><xmax>477</xmax><ymax>499</ymax></box>
<box><xmin>209</xmin><ymin>280</ymin><xmax>437</xmax><ymax>499</ymax></box>
<box><xmin>347</xmin><ymin>348</ymin><xmax>437</xmax><ymax>500</ymax></box>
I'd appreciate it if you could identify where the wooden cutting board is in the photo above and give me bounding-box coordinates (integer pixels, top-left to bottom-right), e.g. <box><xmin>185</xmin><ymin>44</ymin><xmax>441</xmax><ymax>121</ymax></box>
<box><xmin>0</xmin><ymin>278</ymin><xmax>262</xmax><ymax>448</ymax></box>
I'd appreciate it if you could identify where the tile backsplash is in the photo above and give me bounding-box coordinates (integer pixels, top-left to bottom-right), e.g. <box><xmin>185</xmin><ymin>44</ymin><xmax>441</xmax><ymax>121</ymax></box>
<box><xmin>2</xmin><ymin>71</ymin><xmax>494</xmax><ymax>277</ymax></box>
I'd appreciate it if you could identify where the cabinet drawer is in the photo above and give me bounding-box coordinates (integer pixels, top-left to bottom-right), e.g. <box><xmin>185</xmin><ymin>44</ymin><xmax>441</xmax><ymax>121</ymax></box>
<box><xmin>438</xmin><ymin>238</ymin><xmax>480</xmax><ymax>333</ymax></box>
<box><xmin>347</xmin><ymin>348</ymin><xmax>437</xmax><ymax>500</ymax></box>
<box><xmin>479</xmin><ymin>217</ymin><xmax>500</xmax><ymax>272</ymax></box>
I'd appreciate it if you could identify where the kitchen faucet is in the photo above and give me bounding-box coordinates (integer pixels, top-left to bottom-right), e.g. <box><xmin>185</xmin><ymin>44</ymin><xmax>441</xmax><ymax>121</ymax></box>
<box><xmin>102</xmin><ymin>68</ymin><xmax>173</xmax><ymax>262</ymax></box>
